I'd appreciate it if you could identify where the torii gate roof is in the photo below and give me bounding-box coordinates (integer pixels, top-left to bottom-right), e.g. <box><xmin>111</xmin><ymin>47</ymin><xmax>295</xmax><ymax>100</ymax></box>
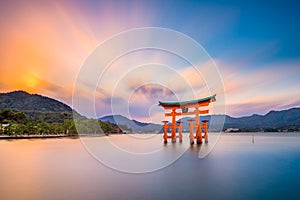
<box><xmin>158</xmin><ymin>94</ymin><xmax>216</xmax><ymax>108</ymax></box>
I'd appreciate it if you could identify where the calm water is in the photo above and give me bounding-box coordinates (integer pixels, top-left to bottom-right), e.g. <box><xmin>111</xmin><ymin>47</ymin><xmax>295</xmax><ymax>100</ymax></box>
<box><xmin>1</xmin><ymin>133</ymin><xmax>300</xmax><ymax>200</ymax></box>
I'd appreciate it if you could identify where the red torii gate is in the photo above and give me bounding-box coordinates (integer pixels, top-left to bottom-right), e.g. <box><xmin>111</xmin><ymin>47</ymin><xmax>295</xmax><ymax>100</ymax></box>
<box><xmin>159</xmin><ymin>94</ymin><xmax>216</xmax><ymax>144</ymax></box>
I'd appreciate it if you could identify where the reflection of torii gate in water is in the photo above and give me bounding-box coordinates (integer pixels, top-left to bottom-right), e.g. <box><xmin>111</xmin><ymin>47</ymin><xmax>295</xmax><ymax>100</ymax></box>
<box><xmin>159</xmin><ymin>94</ymin><xmax>216</xmax><ymax>144</ymax></box>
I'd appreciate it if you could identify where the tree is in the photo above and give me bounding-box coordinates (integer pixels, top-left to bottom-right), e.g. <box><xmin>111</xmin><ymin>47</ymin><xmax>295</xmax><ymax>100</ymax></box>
<box><xmin>0</xmin><ymin>109</ymin><xmax>14</xmax><ymax>123</ymax></box>
<box><xmin>3</xmin><ymin>120</ymin><xmax>14</xmax><ymax>136</ymax></box>
<box><xmin>12</xmin><ymin>112</ymin><xmax>28</xmax><ymax>124</ymax></box>
<box><xmin>24</xmin><ymin>122</ymin><xmax>38</xmax><ymax>135</ymax></box>
<box><xmin>63</xmin><ymin>119</ymin><xmax>77</xmax><ymax>135</ymax></box>
<box><xmin>99</xmin><ymin>121</ymin><xmax>113</xmax><ymax>135</ymax></box>
<box><xmin>14</xmin><ymin>124</ymin><xmax>25</xmax><ymax>136</ymax></box>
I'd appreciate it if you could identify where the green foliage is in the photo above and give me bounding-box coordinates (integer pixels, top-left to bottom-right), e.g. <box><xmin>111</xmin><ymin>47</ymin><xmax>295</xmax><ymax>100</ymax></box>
<box><xmin>99</xmin><ymin>121</ymin><xmax>113</xmax><ymax>134</ymax></box>
<box><xmin>0</xmin><ymin>90</ymin><xmax>86</xmax><ymax>123</ymax></box>
<box><xmin>13</xmin><ymin>112</ymin><xmax>28</xmax><ymax>124</ymax></box>
<box><xmin>0</xmin><ymin>91</ymin><xmax>72</xmax><ymax>113</ymax></box>
<box><xmin>0</xmin><ymin>109</ymin><xmax>121</xmax><ymax>136</ymax></box>
<box><xmin>63</xmin><ymin>119</ymin><xmax>77</xmax><ymax>135</ymax></box>
<box><xmin>0</xmin><ymin>91</ymin><xmax>121</xmax><ymax>136</ymax></box>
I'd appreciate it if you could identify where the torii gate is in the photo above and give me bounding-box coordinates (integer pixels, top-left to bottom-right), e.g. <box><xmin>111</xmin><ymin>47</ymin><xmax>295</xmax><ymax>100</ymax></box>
<box><xmin>159</xmin><ymin>94</ymin><xmax>216</xmax><ymax>144</ymax></box>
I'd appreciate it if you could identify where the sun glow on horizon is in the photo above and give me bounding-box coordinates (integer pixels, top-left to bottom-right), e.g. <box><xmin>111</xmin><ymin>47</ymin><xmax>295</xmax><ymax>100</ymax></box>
<box><xmin>0</xmin><ymin>1</ymin><xmax>299</xmax><ymax>119</ymax></box>
<box><xmin>0</xmin><ymin>0</ymin><xmax>153</xmax><ymax>105</ymax></box>
<box><xmin>23</xmin><ymin>74</ymin><xmax>40</xmax><ymax>91</ymax></box>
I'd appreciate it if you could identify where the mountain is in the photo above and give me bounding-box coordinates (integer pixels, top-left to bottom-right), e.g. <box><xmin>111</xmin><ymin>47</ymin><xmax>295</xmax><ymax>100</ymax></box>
<box><xmin>99</xmin><ymin>115</ymin><xmax>162</xmax><ymax>133</ymax></box>
<box><xmin>4</xmin><ymin>90</ymin><xmax>298</xmax><ymax>132</ymax></box>
<box><xmin>0</xmin><ymin>90</ymin><xmax>72</xmax><ymax>112</ymax></box>
<box><xmin>0</xmin><ymin>90</ymin><xmax>84</xmax><ymax>123</ymax></box>
<box><xmin>223</xmin><ymin>108</ymin><xmax>300</xmax><ymax>130</ymax></box>
<box><xmin>100</xmin><ymin>107</ymin><xmax>300</xmax><ymax>133</ymax></box>
<box><xmin>179</xmin><ymin>108</ymin><xmax>300</xmax><ymax>132</ymax></box>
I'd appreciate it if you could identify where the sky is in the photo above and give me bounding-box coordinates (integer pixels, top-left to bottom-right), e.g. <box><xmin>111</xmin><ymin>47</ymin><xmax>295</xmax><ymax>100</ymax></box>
<box><xmin>0</xmin><ymin>0</ymin><xmax>299</xmax><ymax>122</ymax></box>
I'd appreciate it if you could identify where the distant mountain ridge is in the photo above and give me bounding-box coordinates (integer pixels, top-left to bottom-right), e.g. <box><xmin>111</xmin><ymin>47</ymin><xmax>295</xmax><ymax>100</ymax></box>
<box><xmin>179</xmin><ymin>108</ymin><xmax>300</xmax><ymax>131</ymax></box>
<box><xmin>2</xmin><ymin>90</ymin><xmax>299</xmax><ymax>132</ymax></box>
<box><xmin>99</xmin><ymin>115</ymin><xmax>162</xmax><ymax>133</ymax></box>
<box><xmin>224</xmin><ymin>108</ymin><xmax>300</xmax><ymax>129</ymax></box>
<box><xmin>100</xmin><ymin>107</ymin><xmax>300</xmax><ymax>132</ymax></box>
<box><xmin>0</xmin><ymin>90</ymin><xmax>83</xmax><ymax>123</ymax></box>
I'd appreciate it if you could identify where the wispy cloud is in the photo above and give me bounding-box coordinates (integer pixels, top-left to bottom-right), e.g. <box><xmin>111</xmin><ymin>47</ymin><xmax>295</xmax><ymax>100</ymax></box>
<box><xmin>219</xmin><ymin>59</ymin><xmax>300</xmax><ymax>116</ymax></box>
<box><xmin>1</xmin><ymin>1</ymin><xmax>299</xmax><ymax>121</ymax></box>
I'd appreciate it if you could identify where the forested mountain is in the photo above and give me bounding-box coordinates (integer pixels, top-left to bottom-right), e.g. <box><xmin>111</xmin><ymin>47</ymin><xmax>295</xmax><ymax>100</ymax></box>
<box><xmin>100</xmin><ymin>107</ymin><xmax>300</xmax><ymax>133</ymax></box>
<box><xmin>0</xmin><ymin>91</ymin><xmax>121</xmax><ymax>135</ymax></box>
<box><xmin>0</xmin><ymin>90</ymin><xmax>82</xmax><ymax>123</ymax></box>
<box><xmin>1</xmin><ymin>90</ymin><xmax>299</xmax><ymax>133</ymax></box>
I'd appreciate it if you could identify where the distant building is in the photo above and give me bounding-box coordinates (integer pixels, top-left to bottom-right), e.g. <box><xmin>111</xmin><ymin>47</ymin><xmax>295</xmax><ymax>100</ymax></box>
<box><xmin>225</xmin><ymin>128</ymin><xmax>240</xmax><ymax>133</ymax></box>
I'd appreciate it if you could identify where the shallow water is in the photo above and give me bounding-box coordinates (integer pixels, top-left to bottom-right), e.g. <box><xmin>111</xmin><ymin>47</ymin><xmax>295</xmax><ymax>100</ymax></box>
<box><xmin>0</xmin><ymin>133</ymin><xmax>300</xmax><ymax>200</ymax></box>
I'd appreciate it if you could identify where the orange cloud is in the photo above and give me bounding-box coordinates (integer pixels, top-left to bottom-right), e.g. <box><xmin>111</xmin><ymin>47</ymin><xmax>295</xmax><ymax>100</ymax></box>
<box><xmin>0</xmin><ymin>1</ymin><xmax>153</xmax><ymax>109</ymax></box>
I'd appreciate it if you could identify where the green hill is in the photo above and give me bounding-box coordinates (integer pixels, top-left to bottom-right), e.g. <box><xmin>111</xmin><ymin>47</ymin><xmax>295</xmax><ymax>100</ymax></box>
<box><xmin>0</xmin><ymin>90</ymin><xmax>83</xmax><ymax>123</ymax></box>
<box><xmin>0</xmin><ymin>91</ymin><xmax>122</xmax><ymax>135</ymax></box>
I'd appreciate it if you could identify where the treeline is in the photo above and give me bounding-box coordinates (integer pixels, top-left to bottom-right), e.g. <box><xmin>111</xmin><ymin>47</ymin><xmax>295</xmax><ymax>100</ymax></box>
<box><xmin>237</xmin><ymin>126</ymin><xmax>300</xmax><ymax>132</ymax></box>
<box><xmin>0</xmin><ymin>109</ymin><xmax>127</xmax><ymax>136</ymax></box>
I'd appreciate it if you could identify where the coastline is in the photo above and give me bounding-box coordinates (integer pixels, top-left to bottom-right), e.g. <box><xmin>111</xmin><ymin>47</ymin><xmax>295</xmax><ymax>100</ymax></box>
<box><xmin>0</xmin><ymin>134</ymin><xmax>79</xmax><ymax>140</ymax></box>
<box><xmin>1</xmin><ymin>132</ymin><xmax>300</xmax><ymax>140</ymax></box>
<box><xmin>0</xmin><ymin>133</ymin><xmax>119</xmax><ymax>140</ymax></box>
<box><xmin>221</xmin><ymin>131</ymin><xmax>300</xmax><ymax>136</ymax></box>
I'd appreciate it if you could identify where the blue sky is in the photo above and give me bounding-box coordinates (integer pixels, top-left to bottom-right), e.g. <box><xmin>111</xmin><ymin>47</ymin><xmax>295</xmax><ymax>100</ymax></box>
<box><xmin>150</xmin><ymin>0</ymin><xmax>300</xmax><ymax>60</ymax></box>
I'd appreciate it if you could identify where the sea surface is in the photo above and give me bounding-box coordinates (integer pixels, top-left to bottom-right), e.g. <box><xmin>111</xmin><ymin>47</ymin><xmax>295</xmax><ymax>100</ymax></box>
<box><xmin>0</xmin><ymin>133</ymin><xmax>300</xmax><ymax>200</ymax></box>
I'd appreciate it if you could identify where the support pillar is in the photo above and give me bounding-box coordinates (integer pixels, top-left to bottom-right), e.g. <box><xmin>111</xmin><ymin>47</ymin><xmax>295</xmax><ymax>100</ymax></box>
<box><xmin>178</xmin><ymin>122</ymin><xmax>183</xmax><ymax>142</ymax></box>
<box><xmin>203</xmin><ymin>120</ymin><xmax>209</xmax><ymax>143</ymax></box>
<box><xmin>171</xmin><ymin>109</ymin><xmax>176</xmax><ymax>143</ymax></box>
<box><xmin>195</xmin><ymin>107</ymin><xmax>202</xmax><ymax>144</ymax></box>
<box><xmin>188</xmin><ymin>119</ymin><xmax>194</xmax><ymax>144</ymax></box>
<box><xmin>162</xmin><ymin>121</ymin><xmax>168</xmax><ymax>143</ymax></box>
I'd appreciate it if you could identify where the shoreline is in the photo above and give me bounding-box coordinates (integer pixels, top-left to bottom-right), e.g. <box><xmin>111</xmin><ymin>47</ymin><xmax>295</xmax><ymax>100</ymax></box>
<box><xmin>0</xmin><ymin>134</ymin><xmax>79</xmax><ymax>140</ymax></box>
<box><xmin>1</xmin><ymin>132</ymin><xmax>300</xmax><ymax>140</ymax></box>
<box><xmin>0</xmin><ymin>133</ymin><xmax>118</xmax><ymax>140</ymax></box>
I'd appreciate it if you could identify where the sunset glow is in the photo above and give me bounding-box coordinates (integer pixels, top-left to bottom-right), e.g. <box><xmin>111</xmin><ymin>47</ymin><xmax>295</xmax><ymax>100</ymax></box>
<box><xmin>0</xmin><ymin>0</ymin><xmax>299</xmax><ymax>120</ymax></box>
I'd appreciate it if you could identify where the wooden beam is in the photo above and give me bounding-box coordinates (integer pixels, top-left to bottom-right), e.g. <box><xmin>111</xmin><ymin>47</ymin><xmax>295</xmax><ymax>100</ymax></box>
<box><xmin>181</xmin><ymin>110</ymin><xmax>209</xmax><ymax>115</ymax></box>
<box><xmin>161</xmin><ymin>106</ymin><xmax>181</xmax><ymax>110</ymax></box>
<box><xmin>183</xmin><ymin>101</ymin><xmax>210</xmax><ymax>108</ymax></box>
<box><xmin>160</xmin><ymin>100</ymin><xmax>210</xmax><ymax>110</ymax></box>
<box><xmin>164</xmin><ymin>125</ymin><xmax>181</xmax><ymax>129</ymax></box>
<box><xmin>165</xmin><ymin>112</ymin><xmax>181</xmax><ymax>117</ymax></box>
<box><xmin>165</xmin><ymin>109</ymin><xmax>209</xmax><ymax>117</ymax></box>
